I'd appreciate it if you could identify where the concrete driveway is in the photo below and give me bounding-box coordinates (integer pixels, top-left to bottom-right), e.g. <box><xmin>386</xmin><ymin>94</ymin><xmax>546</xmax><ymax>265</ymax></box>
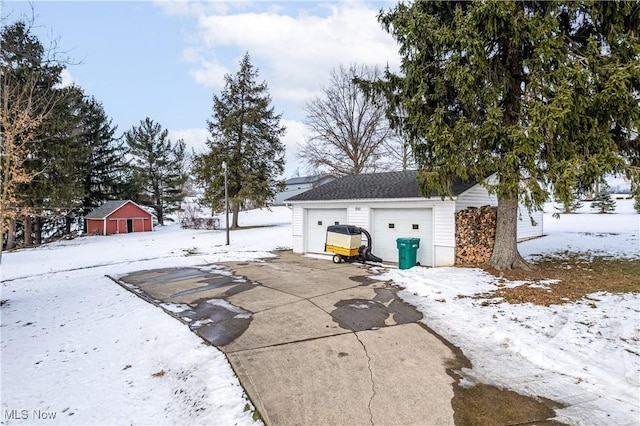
<box><xmin>114</xmin><ymin>251</ymin><xmax>561</xmax><ymax>425</ymax></box>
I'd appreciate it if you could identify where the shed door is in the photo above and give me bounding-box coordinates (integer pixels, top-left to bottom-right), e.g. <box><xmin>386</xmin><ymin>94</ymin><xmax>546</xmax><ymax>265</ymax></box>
<box><xmin>305</xmin><ymin>208</ymin><xmax>348</xmax><ymax>253</ymax></box>
<box><xmin>372</xmin><ymin>208</ymin><xmax>433</xmax><ymax>267</ymax></box>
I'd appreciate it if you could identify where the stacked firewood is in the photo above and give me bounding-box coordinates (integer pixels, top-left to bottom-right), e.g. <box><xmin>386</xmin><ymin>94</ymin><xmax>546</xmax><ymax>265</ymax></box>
<box><xmin>455</xmin><ymin>205</ymin><xmax>497</xmax><ymax>265</ymax></box>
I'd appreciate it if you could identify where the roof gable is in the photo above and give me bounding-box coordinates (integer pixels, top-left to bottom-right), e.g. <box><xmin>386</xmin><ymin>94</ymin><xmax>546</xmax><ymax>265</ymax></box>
<box><xmin>285</xmin><ymin>170</ymin><xmax>477</xmax><ymax>202</ymax></box>
<box><xmin>86</xmin><ymin>200</ymin><xmax>140</xmax><ymax>219</ymax></box>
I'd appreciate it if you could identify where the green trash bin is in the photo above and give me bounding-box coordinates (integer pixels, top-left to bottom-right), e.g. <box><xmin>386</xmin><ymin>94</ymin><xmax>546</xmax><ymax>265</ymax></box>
<box><xmin>396</xmin><ymin>237</ymin><xmax>420</xmax><ymax>270</ymax></box>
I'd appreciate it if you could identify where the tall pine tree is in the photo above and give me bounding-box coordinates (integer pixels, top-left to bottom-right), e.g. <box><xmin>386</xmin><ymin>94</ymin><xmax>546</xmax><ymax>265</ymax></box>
<box><xmin>25</xmin><ymin>84</ymin><xmax>88</xmax><ymax>244</ymax></box>
<box><xmin>1</xmin><ymin>21</ymin><xmax>85</xmax><ymax>249</ymax></box>
<box><xmin>193</xmin><ymin>52</ymin><xmax>286</xmax><ymax>228</ymax></box>
<box><xmin>125</xmin><ymin>117</ymin><xmax>187</xmax><ymax>225</ymax></box>
<box><xmin>77</xmin><ymin>96</ymin><xmax>127</xmax><ymax>230</ymax></box>
<box><xmin>365</xmin><ymin>1</ymin><xmax>639</xmax><ymax>269</ymax></box>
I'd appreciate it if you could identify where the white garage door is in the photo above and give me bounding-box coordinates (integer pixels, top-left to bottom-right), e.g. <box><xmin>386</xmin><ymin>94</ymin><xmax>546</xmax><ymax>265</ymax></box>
<box><xmin>372</xmin><ymin>208</ymin><xmax>433</xmax><ymax>267</ymax></box>
<box><xmin>305</xmin><ymin>208</ymin><xmax>348</xmax><ymax>253</ymax></box>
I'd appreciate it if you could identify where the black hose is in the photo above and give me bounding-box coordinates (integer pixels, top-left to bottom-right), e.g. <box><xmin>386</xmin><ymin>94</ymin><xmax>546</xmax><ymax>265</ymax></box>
<box><xmin>356</xmin><ymin>227</ymin><xmax>382</xmax><ymax>263</ymax></box>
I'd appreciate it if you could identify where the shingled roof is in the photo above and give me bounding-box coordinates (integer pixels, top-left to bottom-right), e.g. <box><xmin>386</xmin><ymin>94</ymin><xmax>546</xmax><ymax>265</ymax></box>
<box><xmin>85</xmin><ymin>200</ymin><xmax>131</xmax><ymax>219</ymax></box>
<box><xmin>285</xmin><ymin>175</ymin><xmax>328</xmax><ymax>185</ymax></box>
<box><xmin>285</xmin><ymin>170</ymin><xmax>477</xmax><ymax>202</ymax></box>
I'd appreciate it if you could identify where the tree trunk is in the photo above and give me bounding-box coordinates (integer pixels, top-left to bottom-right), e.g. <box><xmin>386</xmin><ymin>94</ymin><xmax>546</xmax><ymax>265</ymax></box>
<box><xmin>487</xmin><ymin>197</ymin><xmax>530</xmax><ymax>270</ymax></box>
<box><xmin>65</xmin><ymin>215</ymin><xmax>72</xmax><ymax>235</ymax></box>
<box><xmin>156</xmin><ymin>194</ymin><xmax>164</xmax><ymax>226</ymax></box>
<box><xmin>6</xmin><ymin>217</ymin><xmax>16</xmax><ymax>250</ymax></box>
<box><xmin>157</xmin><ymin>206</ymin><xmax>164</xmax><ymax>226</ymax></box>
<box><xmin>34</xmin><ymin>216</ymin><xmax>42</xmax><ymax>245</ymax></box>
<box><xmin>24</xmin><ymin>215</ymin><xmax>33</xmax><ymax>246</ymax></box>
<box><xmin>231</xmin><ymin>200</ymin><xmax>240</xmax><ymax>229</ymax></box>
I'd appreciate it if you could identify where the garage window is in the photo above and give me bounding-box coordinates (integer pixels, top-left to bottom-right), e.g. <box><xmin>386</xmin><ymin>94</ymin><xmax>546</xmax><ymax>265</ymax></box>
<box><xmin>412</xmin><ymin>224</ymin><xmax>419</xmax><ymax>230</ymax></box>
<box><xmin>388</xmin><ymin>223</ymin><xmax>395</xmax><ymax>229</ymax></box>
<box><xmin>334</xmin><ymin>221</ymin><xmax>340</xmax><ymax>225</ymax></box>
<box><xmin>317</xmin><ymin>221</ymin><xmax>322</xmax><ymax>225</ymax></box>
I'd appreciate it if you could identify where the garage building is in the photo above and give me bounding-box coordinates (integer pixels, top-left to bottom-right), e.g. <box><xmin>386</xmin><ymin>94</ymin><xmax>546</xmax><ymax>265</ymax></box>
<box><xmin>285</xmin><ymin>170</ymin><xmax>542</xmax><ymax>267</ymax></box>
<box><xmin>86</xmin><ymin>200</ymin><xmax>153</xmax><ymax>235</ymax></box>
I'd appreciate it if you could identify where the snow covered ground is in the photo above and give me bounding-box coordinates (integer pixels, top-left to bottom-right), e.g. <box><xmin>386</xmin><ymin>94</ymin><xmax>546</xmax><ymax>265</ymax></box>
<box><xmin>1</xmin><ymin>201</ymin><xmax>638</xmax><ymax>425</ymax></box>
<box><xmin>1</xmin><ymin>207</ymin><xmax>291</xmax><ymax>425</ymax></box>
<box><xmin>372</xmin><ymin>199</ymin><xmax>639</xmax><ymax>425</ymax></box>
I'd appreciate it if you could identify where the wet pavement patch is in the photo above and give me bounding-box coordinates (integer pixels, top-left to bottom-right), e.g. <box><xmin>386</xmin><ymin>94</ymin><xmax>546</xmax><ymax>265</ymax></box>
<box><xmin>115</xmin><ymin>267</ymin><xmax>255</xmax><ymax>346</ymax></box>
<box><xmin>348</xmin><ymin>275</ymin><xmax>380</xmax><ymax>285</ymax></box>
<box><xmin>180</xmin><ymin>299</ymin><xmax>252</xmax><ymax>346</ymax></box>
<box><xmin>122</xmin><ymin>267</ymin><xmax>207</xmax><ymax>285</ymax></box>
<box><xmin>330</xmin><ymin>287</ymin><xmax>423</xmax><ymax>332</ymax></box>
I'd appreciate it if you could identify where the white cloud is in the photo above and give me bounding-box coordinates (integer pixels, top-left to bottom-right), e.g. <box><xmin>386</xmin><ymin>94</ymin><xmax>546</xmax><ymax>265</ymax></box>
<box><xmin>170</xmin><ymin>1</ymin><xmax>400</xmax><ymax>112</ymax></box>
<box><xmin>189</xmin><ymin>60</ymin><xmax>230</xmax><ymax>89</ymax></box>
<box><xmin>281</xmin><ymin>118</ymin><xmax>309</xmax><ymax>178</ymax></box>
<box><xmin>168</xmin><ymin>120</ymin><xmax>308</xmax><ymax>178</ymax></box>
<box><xmin>158</xmin><ymin>1</ymin><xmax>399</xmax><ymax>176</ymax></box>
<box><xmin>153</xmin><ymin>0</ymin><xmax>238</xmax><ymax>17</ymax></box>
<box><xmin>55</xmin><ymin>68</ymin><xmax>74</xmax><ymax>88</ymax></box>
<box><xmin>167</xmin><ymin>128</ymin><xmax>210</xmax><ymax>156</ymax></box>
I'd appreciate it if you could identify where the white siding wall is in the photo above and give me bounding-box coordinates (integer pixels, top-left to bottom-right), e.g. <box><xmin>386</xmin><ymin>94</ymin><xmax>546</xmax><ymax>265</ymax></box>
<box><xmin>435</xmin><ymin>246</ymin><xmax>455</xmax><ymax>267</ymax></box>
<box><xmin>431</xmin><ymin>199</ymin><xmax>457</xmax><ymax>266</ymax></box>
<box><xmin>432</xmin><ymin>200</ymin><xmax>456</xmax><ymax>247</ymax></box>
<box><xmin>348</xmin><ymin>205</ymin><xmax>370</xmax><ymax>229</ymax></box>
<box><xmin>292</xmin><ymin>205</ymin><xmax>304</xmax><ymax>253</ymax></box>
<box><xmin>455</xmin><ymin>184</ymin><xmax>497</xmax><ymax>212</ymax></box>
<box><xmin>517</xmin><ymin>207</ymin><xmax>544</xmax><ymax>240</ymax></box>
<box><xmin>292</xmin><ymin>205</ymin><xmax>303</xmax><ymax>236</ymax></box>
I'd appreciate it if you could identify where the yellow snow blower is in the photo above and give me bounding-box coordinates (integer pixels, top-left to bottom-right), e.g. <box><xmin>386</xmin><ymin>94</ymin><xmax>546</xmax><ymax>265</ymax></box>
<box><xmin>325</xmin><ymin>225</ymin><xmax>382</xmax><ymax>264</ymax></box>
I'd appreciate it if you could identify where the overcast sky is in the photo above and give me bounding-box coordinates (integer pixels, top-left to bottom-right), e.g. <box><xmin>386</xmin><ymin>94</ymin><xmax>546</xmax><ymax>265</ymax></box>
<box><xmin>3</xmin><ymin>0</ymin><xmax>401</xmax><ymax>177</ymax></box>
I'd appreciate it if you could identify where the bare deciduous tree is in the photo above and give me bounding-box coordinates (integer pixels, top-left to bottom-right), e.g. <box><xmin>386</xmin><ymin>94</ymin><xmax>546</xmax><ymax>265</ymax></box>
<box><xmin>299</xmin><ymin>64</ymin><xmax>395</xmax><ymax>177</ymax></box>
<box><xmin>381</xmin><ymin>132</ymin><xmax>415</xmax><ymax>172</ymax></box>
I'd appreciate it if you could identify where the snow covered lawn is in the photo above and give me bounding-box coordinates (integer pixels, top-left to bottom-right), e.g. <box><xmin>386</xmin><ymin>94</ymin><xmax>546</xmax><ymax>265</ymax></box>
<box><xmin>1</xmin><ymin>207</ymin><xmax>291</xmax><ymax>425</ymax></box>
<box><xmin>373</xmin><ymin>199</ymin><xmax>639</xmax><ymax>425</ymax></box>
<box><xmin>1</xmin><ymin>201</ymin><xmax>638</xmax><ymax>425</ymax></box>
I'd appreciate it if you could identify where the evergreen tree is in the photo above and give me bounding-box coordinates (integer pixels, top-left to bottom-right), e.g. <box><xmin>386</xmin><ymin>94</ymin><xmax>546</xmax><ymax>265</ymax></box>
<box><xmin>23</xmin><ymin>84</ymin><xmax>88</xmax><ymax>244</ymax></box>
<box><xmin>125</xmin><ymin>117</ymin><xmax>187</xmax><ymax>225</ymax></box>
<box><xmin>554</xmin><ymin>196</ymin><xmax>583</xmax><ymax>215</ymax></box>
<box><xmin>364</xmin><ymin>1</ymin><xmax>639</xmax><ymax>269</ymax></box>
<box><xmin>1</xmin><ymin>21</ymin><xmax>84</xmax><ymax>250</ymax></box>
<box><xmin>193</xmin><ymin>52</ymin><xmax>286</xmax><ymax>229</ymax></box>
<box><xmin>591</xmin><ymin>182</ymin><xmax>616</xmax><ymax>213</ymax></box>
<box><xmin>77</xmin><ymin>96</ymin><xmax>127</xmax><ymax>230</ymax></box>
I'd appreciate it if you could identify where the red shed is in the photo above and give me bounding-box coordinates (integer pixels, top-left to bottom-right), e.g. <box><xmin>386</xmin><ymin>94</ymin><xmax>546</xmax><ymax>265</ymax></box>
<box><xmin>86</xmin><ymin>200</ymin><xmax>153</xmax><ymax>235</ymax></box>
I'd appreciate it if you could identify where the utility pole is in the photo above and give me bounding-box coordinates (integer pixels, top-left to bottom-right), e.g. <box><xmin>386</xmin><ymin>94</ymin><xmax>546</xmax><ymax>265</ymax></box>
<box><xmin>222</xmin><ymin>161</ymin><xmax>230</xmax><ymax>245</ymax></box>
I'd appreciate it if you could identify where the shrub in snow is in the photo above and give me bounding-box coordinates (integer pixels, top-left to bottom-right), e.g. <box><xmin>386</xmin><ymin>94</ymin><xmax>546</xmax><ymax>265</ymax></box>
<box><xmin>554</xmin><ymin>196</ymin><xmax>583</xmax><ymax>214</ymax></box>
<box><xmin>591</xmin><ymin>182</ymin><xmax>616</xmax><ymax>213</ymax></box>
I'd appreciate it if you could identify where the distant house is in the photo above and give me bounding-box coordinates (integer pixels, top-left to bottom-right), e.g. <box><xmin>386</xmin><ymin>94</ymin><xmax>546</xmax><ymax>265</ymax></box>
<box><xmin>285</xmin><ymin>171</ymin><xmax>543</xmax><ymax>267</ymax></box>
<box><xmin>85</xmin><ymin>200</ymin><xmax>153</xmax><ymax>235</ymax></box>
<box><xmin>273</xmin><ymin>175</ymin><xmax>334</xmax><ymax>206</ymax></box>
